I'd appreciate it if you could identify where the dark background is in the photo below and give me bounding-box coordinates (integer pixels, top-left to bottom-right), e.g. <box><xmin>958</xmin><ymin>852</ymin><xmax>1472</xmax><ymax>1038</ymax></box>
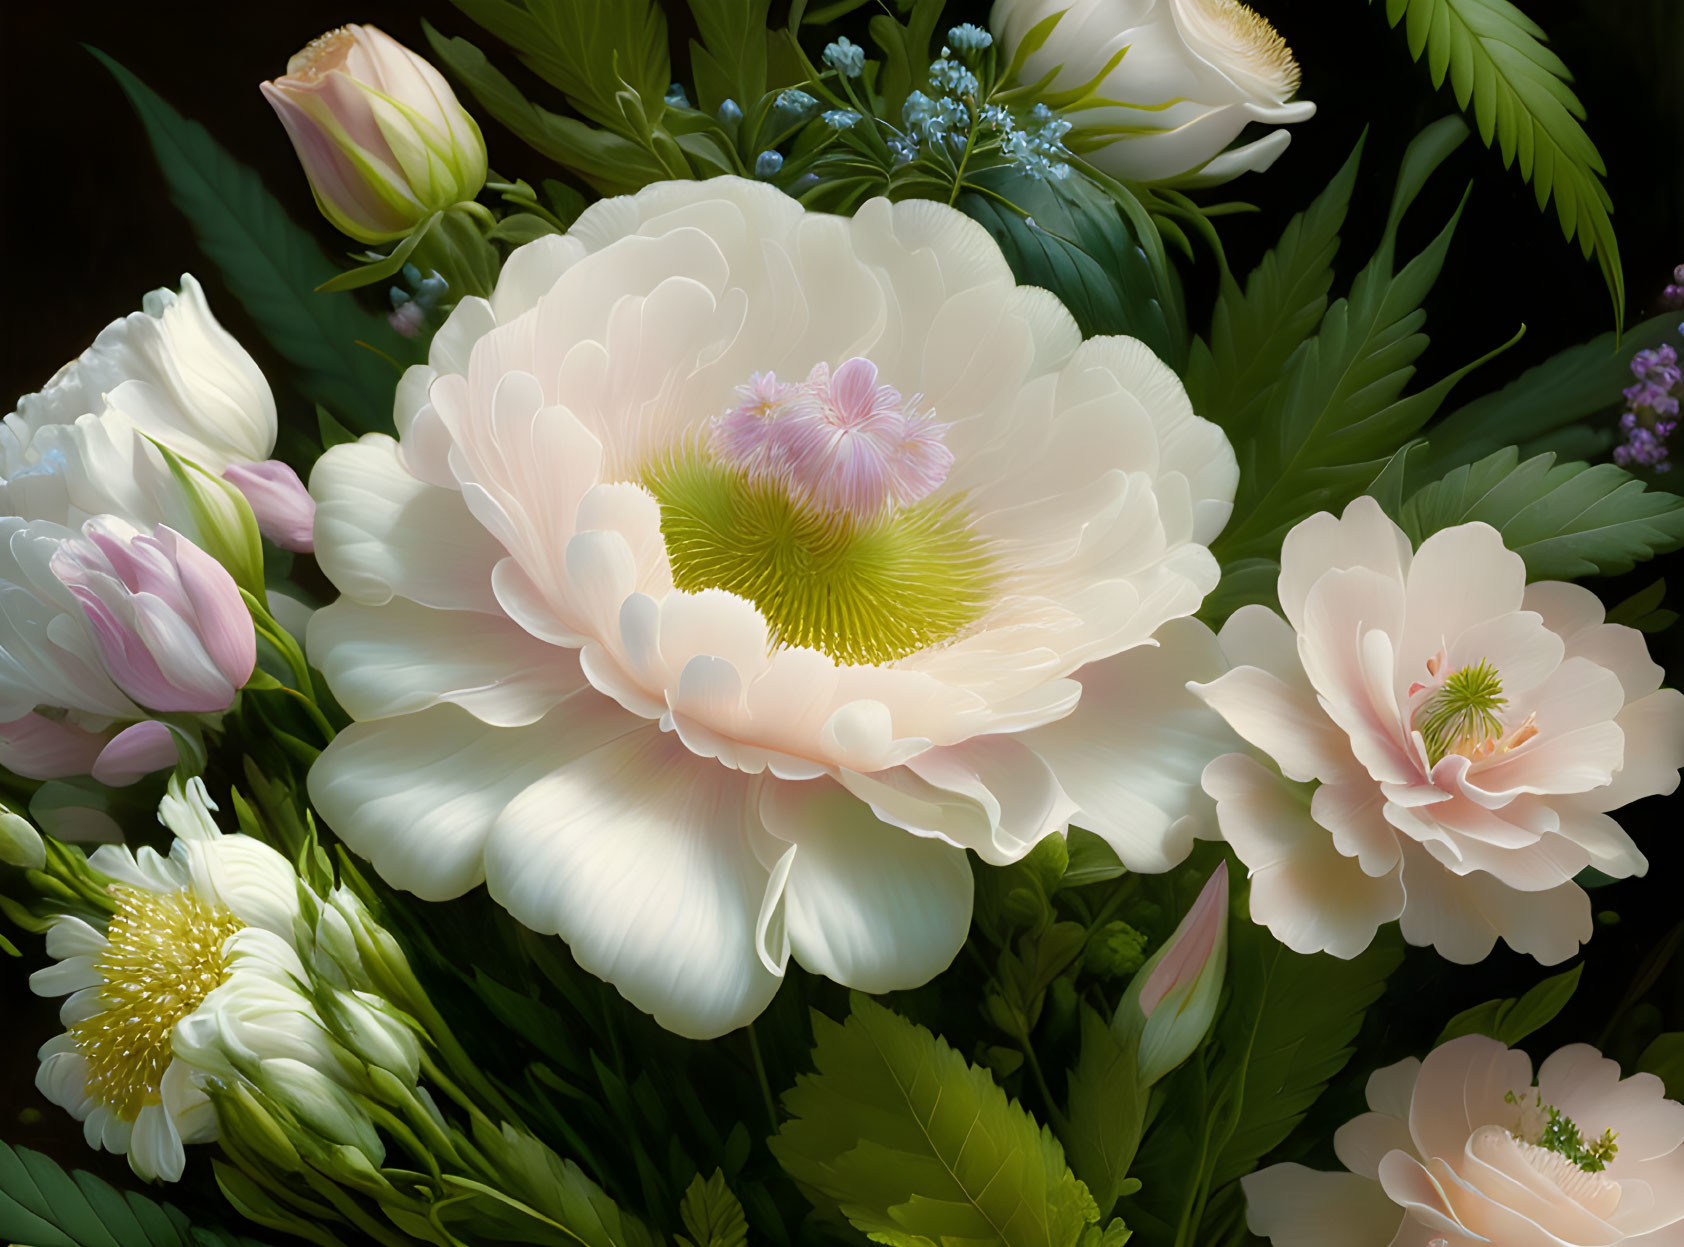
<box><xmin>1</xmin><ymin>0</ymin><xmax>1681</xmax><ymax>1216</ymax></box>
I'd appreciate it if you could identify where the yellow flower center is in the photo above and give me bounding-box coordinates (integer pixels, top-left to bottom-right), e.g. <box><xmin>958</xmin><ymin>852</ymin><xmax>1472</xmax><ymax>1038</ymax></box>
<box><xmin>644</xmin><ymin>445</ymin><xmax>993</xmax><ymax>666</ymax></box>
<box><xmin>70</xmin><ymin>886</ymin><xmax>243</xmax><ymax>1120</ymax></box>
<box><xmin>1172</xmin><ymin>0</ymin><xmax>1302</xmax><ymax>100</ymax></box>
<box><xmin>285</xmin><ymin>27</ymin><xmax>356</xmax><ymax>80</ymax></box>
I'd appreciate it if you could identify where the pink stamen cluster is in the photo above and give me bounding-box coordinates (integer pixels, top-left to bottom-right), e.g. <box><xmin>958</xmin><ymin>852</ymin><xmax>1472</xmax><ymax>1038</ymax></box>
<box><xmin>709</xmin><ymin>357</ymin><xmax>955</xmax><ymax>517</ymax></box>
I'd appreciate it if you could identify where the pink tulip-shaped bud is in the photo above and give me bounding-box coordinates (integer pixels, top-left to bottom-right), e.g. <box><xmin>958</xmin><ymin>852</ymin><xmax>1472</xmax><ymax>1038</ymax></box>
<box><xmin>91</xmin><ymin>720</ymin><xmax>181</xmax><ymax>787</ymax></box>
<box><xmin>50</xmin><ymin>520</ymin><xmax>256</xmax><ymax>714</ymax></box>
<box><xmin>261</xmin><ymin>25</ymin><xmax>487</xmax><ymax>245</ymax></box>
<box><xmin>224</xmin><ymin>460</ymin><xmax>316</xmax><ymax>553</ymax></box>
<box><xmin>1117</xmin><ymin>860</ymin><xmax>1229</xmax><ymax>1086</ymax></box>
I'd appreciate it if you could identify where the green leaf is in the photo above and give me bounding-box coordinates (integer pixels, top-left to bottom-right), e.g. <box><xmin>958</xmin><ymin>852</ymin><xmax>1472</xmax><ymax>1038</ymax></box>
<box><xmin>1399</xmin><ymin>447</ymin><xmax>1684</xmax><ymax>579</ymax></box>
<box><xmin>1639</xmin><ymin>1033</ymin><xmax>1684</xmax><ymax>1101</ymax></box>
<box><xmin>90</xmin><ymin>50</ymin><xmax>407</xmax><ymax>434</ymax></box>
<box><xmin>676</xmin><ymin>1169</ymin><xmax>749</xmax><ymax>1247</ymax></box>
<box><xmin>1372</xmin><ymin>0</ymin><xmax>1622</xmax><ymax>321</ymax></box>
<box><xmin>1605</xmin><ymin>578</ymin><xmax>1678</xmax><ymax>634</ymax></box>
<box><xmin>1196</xmin><ymin>556</ymin><xmax>1280</xmax><ymax>628</ymax></box>
<box><xmin>959</xmin><ymin>170</ymin><xmax>1184</xmax><ymax>369</ymax></box>
<box><xmin>1437</xmin><ymin>964</ymin><xmax>1583</xmax><ymax>1046</ymax></box>
<box><xmin>423</xmin><ymin>24</ymin><xmax>671</xmax><ymax>194</ymax></box>
<box><xmin>0</xmin><ymin>1138</ymin><xmax>264</xmax><ymax>1247</ymax></box>
<box><xmin>316</xmin><ymin>213</ymin><xmax>441</xmax><ymax>293</ymax></box>
<box><xmin>772</xmin><ymin>993</ymin><xmax>1102</xmax><ymax>1247</ymax></box>
<box><xmin>1416</xmin><ymin>311</ymin><xmax>1684</xmax><ymax>481</ymax></box>
<box><xmin>1185</xmin><ymin>133</ymin><xmax>1365</xmax><ymax>437</ymax></box>
<box><xmin>687</xmin><ymin>0</ymin><xmax>771</xmax><ymax>114</ymax></box>
<box><xmin>446</xmin><ymin>0</ymin><xmax>670</xmax><ymax>134</ymax></box>
<box><xmin>1214</xmin><ymin>117</ymin><xmax>1515</xmax><ymax>563</ymax></box>
<box><xmin>1063</xmin><ymin>1007</ymin><xmax>1146</xmax><ymax>1219</ymax></box>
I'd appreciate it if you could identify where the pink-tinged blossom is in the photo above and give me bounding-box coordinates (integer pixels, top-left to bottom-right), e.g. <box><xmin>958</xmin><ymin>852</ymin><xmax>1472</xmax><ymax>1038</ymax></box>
<box><xmin>1120</xmin><ymin>860</ymin><xmax>1229</xmax><ymax>1086</ymax></box>
<box><xmin>1245</xmin><ymin>1034</ymin><xmax>1684</xmax><ymax>1247</ymax></box>
<box><xmin>710</xmin><ymin>371</ymin><xmax>805</xmax><ymax>471</ymax></box>
<box><xmin>51</xmin><ymin>521</ymin><xmax>255</xmax><ymax>715</ymax></box>
<box><xmin>0</xmin><ymin>713</ymin><xmax>111</xmax><ymax>781</ymax></box>
<box><xmin>91</xmin><ymin>721</ymin><xmax>181</xmax><ymax>788</ymax></box>
<box><xmin>223</xmin><ymin>460</ymin><xmax>316</xmax><ymax>553</ymax></box>
<box><xmin>770</xmin><ymin>358</ymin><xmax>955</xmax><ymax>516</ymax></box>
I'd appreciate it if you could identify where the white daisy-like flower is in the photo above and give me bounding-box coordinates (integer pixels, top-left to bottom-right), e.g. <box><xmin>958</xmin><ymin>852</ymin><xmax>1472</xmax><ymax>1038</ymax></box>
<box><xmin>305</xmin><ymin>176</ymin><xmax>1239</xmax><ymax>1038</ymax></box>
<box><xmin>29</xmin><ymin>779</ymin><xmax>305</xmax><ymax>1182</ymax></box>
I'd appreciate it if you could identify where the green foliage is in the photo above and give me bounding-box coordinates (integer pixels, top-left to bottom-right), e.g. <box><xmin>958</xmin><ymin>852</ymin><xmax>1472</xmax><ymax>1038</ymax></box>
<box><xmin>1063</xmin><ymin>1008</ymin><xmax>1146</xmax><ymax>1219</ymax></box>
<box><xmin>676</xmin><ymin>1170</ymin><xmax>749</xmax><ymax>1247</ymax></box>
<box><xmin>446</xmin><ymin>0</ymin><xmax>670</xmax><ymax>132</ymax></box>
<box><xmin>688</xmin><ymin>0</ymin><xmax>772</xmax><ymax>114</ymax></box>
<box><xmin>1213</xmin><ymin>117</ymin><xmax>1516</xmax><ymax>565</ymax></box>
<box><xmin>1416</xmin><ymin>311</ymin><xmax>1684</xmax><ymax>481</ymax></box>
<box><xmin>1399</xmin><ymin>447</ymin><xmax>1684</xmax><ymax>579</ymax></box>
<box><xmin>772</xmin><ymin>993</ymin><xmax>1102</xmax><ymax>1247</ymax></box>
<box><xmin>423</xmin><ymin>25</ymin><xmax>673</xmax><ymax>194</ymax></box>
<box><xmin>1437</xmin><ymin>964</ymin><xmax>1583</xmax><ymax>1046</ymax></box>
<box><xmin>1371</xmin><ymin>0</ymin><xmax>1623</xmax><ymax>320</ymax></box>
<box><xmin>91</xmin><ymin>51</ymin><xmax>410</xmax><ymax>434</ymax></box>
<box><xmin>960</xmin><ymin>171</ymin><xmax>1185</xmax><ymax>369</ymax></box>
<box><xmin>0</xmin><ymin>1138</ymin><xmax>264</xmax><ymax>1247</ymax></box>
<box><xmin>1606</xmin><ymin>578</ymin><xmax>1679</xmax><ymax>634</ymax></box>
<box><xmin>1185</xmin><ymin>134</ymin><xmax>1364</xmax><ymax>437</ymax></box>
<box><xmin>1119</xmin><ymin>924</ymin><xmax>1403</xmax><ymax>1246</ymax></box>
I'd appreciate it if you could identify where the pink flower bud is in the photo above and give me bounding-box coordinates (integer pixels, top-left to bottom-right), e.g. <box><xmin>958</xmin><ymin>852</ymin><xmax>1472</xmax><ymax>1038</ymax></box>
<box><xmin>0</xmin><ymin>712</ymin><xmax>110</xmax><ymax>781</ymax></box>
<box><xmin>224</xmin><ymin>460</ymin><xmax>316</xmax><ymax>553</ymax></box>
<box><xmin>50</xmin><ymin>521</ymin><xmax>256</xmax><ymax>714</ymax></box>
<box><xmin>1119</xmin><ymin>860</ymin><xmax>1229</xmax><ymax>1086</ymax></box>
<box><xmin>261</xmin><ymin>25</ymin><xmax>487</xmax><ymax>244</ymax></box>
<box><xmin>91</xmin><ymin>720</ymin><xmax>181</xmax><ymax>787</ymax></box>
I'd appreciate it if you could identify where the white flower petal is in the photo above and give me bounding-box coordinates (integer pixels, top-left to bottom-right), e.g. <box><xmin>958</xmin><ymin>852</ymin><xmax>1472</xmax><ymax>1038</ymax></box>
<box><xmin>484</xmin><ymin>720</ymin><xmax>784</xmax><ymax>1039</ymax></box>
<box><xmin>759</xmin><ymin>776</ymin><xmax>972</xmax><ymax>992</ymax></box>
<box><xmin>1242</xmin><ymin>1164</ymin><xmax>1401</xmax><ymax>1247</ymax></box>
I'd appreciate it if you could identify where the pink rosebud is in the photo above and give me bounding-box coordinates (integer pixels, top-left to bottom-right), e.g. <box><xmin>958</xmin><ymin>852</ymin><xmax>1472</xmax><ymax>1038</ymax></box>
<box><xmin>91</xmin><ymin>720</ymin><xmax>180</xmax><ymax>787</ymax></box>
<box><xmin>50</xmin><ymin>520</ymin><xmax>256</xmax><ymax>714</ymax></box>
<box><xmin>1119</xmin><ymin>861</ymin><xmax>1229</xmax><ymax>1086</ymax></box>
<box><xmin>0</xmin><ymin>713</ymin><xmax>111</xmax><ymax>781</ymax></box>
<box><xmin>261</xmin><ymin>25</ymin><xmax>487</xmax><ymax>244</ymax></box>
<box><xmin>224</xmin><ymin>459</ymin><xmax>316</xmax><ymax>553</ymax></box>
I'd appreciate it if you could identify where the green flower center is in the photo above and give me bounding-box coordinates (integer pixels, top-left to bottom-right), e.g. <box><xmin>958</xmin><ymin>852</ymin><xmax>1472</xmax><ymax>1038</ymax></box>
<box><xmin>643</xmin><ymin>447</ymin><xmax>992</xmax><ymax>666</ymax></box>
<box><xmin>1506</xmin><ymin>1090</ymin><xmax>1619</xmax><ymax>1173</ymax></box>
<box><xmin>1417</xmin><ymin>659</ymin><xmax>1506</xmax><ymax>767</ymax></box>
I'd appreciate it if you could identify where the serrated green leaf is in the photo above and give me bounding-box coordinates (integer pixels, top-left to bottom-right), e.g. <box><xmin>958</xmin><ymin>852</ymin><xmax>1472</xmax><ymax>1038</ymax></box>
<box><xmin>676</xmin><ymin>1169</ymin><xmax>748</xmax><ymax>1247</ymax></box>
<box><xmin>773</xmin><ymin>994</ymin><xmax>1101</xmax><ymax>1247</ymax></box>
<box><xmin>1185</xmin><ymin>133</ymin><xmax>1365</xmax><ymax>437</ymax></box>
<box><xmin>1437</xmin><ymin>964</ymin><xmax>1582</xmax><ymax>1046</ymax></box>
<box><xmin>1372</xmin><ymin>0</ymin><xmax>1622</xmax><ymax>321</ymax></box>
<box><xmin>1400</xmin><ymin>447</ymin><xmax>1684</xmax><ymax>579</ymax></box>
<box><xmin>1416</xmin><ymin>311</ymin><xmax>1684</xmax><ymax>481</ymax></box>
<box><xmin>0</xmin><ymin>1138</ymin><xmax>263</xmax><ymax>1247</ymax></box>
<box><xmin>959</xmin><ymin>170</ymin><xmax>1184</xmax><ymax>369</ymax></box>
<box><xmin>1214</xmin><ymin>117</ymin><xmax>1516</xmax><ymax>563</ymax></box>
<box><xmin>423</xmin><ymin>24</ymin><xmax>672</xmax><ymax>193</ymax></box>
<box><xmin>1063</xmin><ymin>1007</ymin><xmax>1146</xmax><ymax>1218</ymax></box>
<box><xmin>446</xmin><ymin>0</ymin><xmax>669</xmax><ymax>133</ymax></box>
<box><xmin>89</xmin><ymin>50</ymin><xmax>407</xmax><ymax>434</ymax></box>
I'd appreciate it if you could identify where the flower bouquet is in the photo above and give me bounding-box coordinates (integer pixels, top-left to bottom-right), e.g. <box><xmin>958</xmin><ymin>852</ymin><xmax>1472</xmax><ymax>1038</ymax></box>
<box><xmin>3</xmin><ymin>1</ymin><xmax>1683</xmax><ymax>1244</ymax></box>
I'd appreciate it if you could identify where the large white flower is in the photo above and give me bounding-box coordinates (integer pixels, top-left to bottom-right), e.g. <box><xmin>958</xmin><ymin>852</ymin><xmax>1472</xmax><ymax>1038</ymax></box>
<box><xmin>2</xmin><ymin>274</ymin><xmax>277</xmax><ymax>533</ymax></box>
<box><xmin>990</xmin><ymin>0</ymin><xmax>1316</xmax><ymax>186</ymax></box>
<box><xmin>29</xmin><ymin>780</ymin><xmax>305</xmax><ymax>1182</ymax></box>
<box><xmin>1192</xmin><ymin>496</ymin><xmax>1684</xmax><ymax>965</ymax></box>
<box><xmin>306</xmin><ymin>176</ymin><xmax>1238</xmax><ymax>1038</ymax></box>
<box><xmin>1244</xmin><ymin>1034</ymin><xmax>1684</xmax><ymax>1246</ymax></box>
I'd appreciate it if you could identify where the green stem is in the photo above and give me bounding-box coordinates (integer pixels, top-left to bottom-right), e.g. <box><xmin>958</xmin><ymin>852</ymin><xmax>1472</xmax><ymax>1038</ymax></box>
<box><xmin>748</xmin><ymin>1022</ymin><xmax>779</xmax><ymax>1133</ymax></box>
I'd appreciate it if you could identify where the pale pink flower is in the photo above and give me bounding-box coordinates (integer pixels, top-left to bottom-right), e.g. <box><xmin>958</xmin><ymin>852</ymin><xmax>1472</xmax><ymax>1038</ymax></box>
<box><xmin>710</xmin><ymin>371</ymin><xmax>805</xmax><ymax>470</ymax></box>
<box><xmin>51</xmin><ymin>520</ymin><xmax>255</xmax><ymax>715</ymax></box>
<box><xmin>223</xmin><ymin>460</ymin><xmax>316</xmax><ymax>553</ymax></box>
<box><xmin>1245</xmin><ymin>1034</ymin><xmax>1684</xmax><ymax>1246</ymax></box>
<box><xmin>1192</xmin><ymin>496</ymin><xmax>1684</xmax><ymax>965</ymax></box>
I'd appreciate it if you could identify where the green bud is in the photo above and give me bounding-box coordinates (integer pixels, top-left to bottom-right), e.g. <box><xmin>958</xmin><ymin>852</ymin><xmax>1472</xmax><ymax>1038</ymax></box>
<box><xmin>256</xmin><ymin>1057</ymin><xmax>386</xmax><ymax>1167</ymax></box>
<box><xmin>1086</xmin><ymin>920</ymin><xmax>1149</xmax><ymax>978</ymax></box>
<box><xmin>0</xmin><ymin>809</ymin><xmax>45</xmax><ymax>871</ymax></box>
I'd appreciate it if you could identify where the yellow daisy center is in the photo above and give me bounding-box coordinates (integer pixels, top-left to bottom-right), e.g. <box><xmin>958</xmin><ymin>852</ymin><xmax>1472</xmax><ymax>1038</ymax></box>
<box><xmin>1173</xmin><ymin>0</ymin><xmax>1302</xmax><ymax>100</ymax></box>
<box><xmin>70</xmin><ymin>886</ymin><xmax>243</xmax><ymax>1120</ymax></box>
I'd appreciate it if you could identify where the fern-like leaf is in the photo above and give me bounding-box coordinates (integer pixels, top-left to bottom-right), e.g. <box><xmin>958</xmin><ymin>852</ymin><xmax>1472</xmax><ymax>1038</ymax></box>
<box><xmin>1372</xmin><ymin>0</ymin><xmax>1623</xmax><ymax>320</ymax></box>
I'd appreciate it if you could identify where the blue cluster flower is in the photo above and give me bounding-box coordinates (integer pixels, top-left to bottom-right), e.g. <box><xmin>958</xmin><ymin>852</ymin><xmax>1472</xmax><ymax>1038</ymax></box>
<box><xmin>754</xmin><ymin>150</ymin><xmax>785</xmax><ymax>179</ymax></box>
<box><xmin>947</xmin><ymin>23</ymin><xmax>993</xmax><ymax>52</ymax></box>
<box><xmin>822</xmin><ymin>108</ymin><xmax>862</xmax><ymax>130</ymax></box>
<box><xmin>664</xmin><ymin>83</ymin><xmax>691</xmax><ymax>109</ymax></box>
<box><xmin>1614</xmin><ymin>318</ymin><xmax>1684</xmax><ymax>472</ymax></box>
<box><xmin>823</xmin><ymin>37</ymin><xmax>865</xmax><ymax>78</ymax></box>
<box><xmin>773</xmin><ymin>89</ymin><xmax>820</xmax><ymax>123</ymax></box>
<box><xmin>717</xmin><ymin>98</ymin><xmax>744</xmax><ymax>125</ymax></box>
<box><xmin>928</xmin><ymin>55</ymin><xmax>980</xmax><ymax>99</ymax></box>
<box><xmin>388</xmin><ymin>265</ymin><xmax>449</xmax><ymax>339</ymax></box>
<box><xmin>902</xmin><ymin>90</ymin><xmax>969</xmax><ymax>144</ymax></box>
